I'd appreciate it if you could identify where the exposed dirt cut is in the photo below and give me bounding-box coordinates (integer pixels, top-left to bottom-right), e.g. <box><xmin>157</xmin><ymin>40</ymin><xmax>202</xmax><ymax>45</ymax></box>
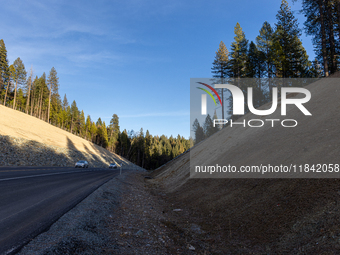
<box><xmin>0</xmin><ymin>104</ymin><xmax>135</xmax><ymax>168</ymax></box>
<box><xmin>148</xmin><ymin>76</ymin><xmax>340</xmax><ymax>253</ymax></box>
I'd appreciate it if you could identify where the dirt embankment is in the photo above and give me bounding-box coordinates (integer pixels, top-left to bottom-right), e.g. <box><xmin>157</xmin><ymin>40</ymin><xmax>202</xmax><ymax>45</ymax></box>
<box><xmin>0</xmin><ymin>104</ymin><xmax>139</xmax><ymax>168</ymax></box>
<box><xmin>147</xmin><ymin>76</ymin><xmax>340</xmax><ymax>253</ymax></box>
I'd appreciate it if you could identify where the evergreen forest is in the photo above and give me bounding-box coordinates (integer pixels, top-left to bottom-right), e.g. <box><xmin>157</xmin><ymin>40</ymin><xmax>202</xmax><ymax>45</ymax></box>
<box><xmin>1</xmin><ymin>0</ymin><xmax>339</xmax><ymax>167</ymax></box>
<box><xmin>0</xmin><ymin>43</ymin><xmax>191</xmax><ymax>170</ymax></box>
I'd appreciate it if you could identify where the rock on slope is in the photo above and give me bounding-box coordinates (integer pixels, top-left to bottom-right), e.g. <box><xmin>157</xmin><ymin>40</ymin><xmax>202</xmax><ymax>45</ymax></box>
<box><xmin>150</xmin><ymin>76</ymin><xmax>340</xmax><ymax>253</ymax></box>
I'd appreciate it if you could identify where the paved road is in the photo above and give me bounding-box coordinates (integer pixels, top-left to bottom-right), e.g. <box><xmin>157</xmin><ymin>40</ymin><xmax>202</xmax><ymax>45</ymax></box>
<box><xmin>0</xmin><ymin>166</ymin><xmax>120</xmax><ymax>254</ymax></box>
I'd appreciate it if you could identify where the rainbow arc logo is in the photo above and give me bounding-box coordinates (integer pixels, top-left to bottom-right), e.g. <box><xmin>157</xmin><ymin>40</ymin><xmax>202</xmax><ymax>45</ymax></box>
<box><xmin>196</xmin><ymin>82</ymin><xmax>222</xmax><ymax>115</ymax></box>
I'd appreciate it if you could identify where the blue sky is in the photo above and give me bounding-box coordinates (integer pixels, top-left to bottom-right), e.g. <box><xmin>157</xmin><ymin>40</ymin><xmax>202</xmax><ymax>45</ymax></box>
<box><xmin>1</xmin><ymin>0</ymin><xmax>315</xmax><ymax>139</ymax></box>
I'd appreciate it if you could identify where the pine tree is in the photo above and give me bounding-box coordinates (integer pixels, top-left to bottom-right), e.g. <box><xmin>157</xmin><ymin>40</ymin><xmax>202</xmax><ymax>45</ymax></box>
<box><xmin>144</xmin><ymin>130</ymin><xmax>151</xmax><ymax>167</ymax></box>
<box><xmin>96</xmin><ymin>117</ymin><xmax>103</xmax><ymax>126</ymax></box>
<box><xmin>297</xmin><ymin>0</ymin><xmax>340</xmax><ymax>76</ymax></box>
<box><xmin>102</xmin><ymin>121</ymin><xmax>109</xmax><ymax>148</ymax></box>
<box><xmin>256</xmin><ymin>21</ymin><xmax>275</xmax><ymax>78</ymax></box>
<box><xmin>212</xmin><ymin>109</ymin><xmax>221</xmax><ymax>132</ymax></box>
<box><xmin>225</xmin><ymin>23</ymin><xmax>249</xmax><ymax>120</ymax></box>
<box><xmin>228</xmin><ymin>22</ymin><xmax>249</xmax><ymax>78</ymax></box>
<box><xmin>212</xmin><ymin>41</ymin><xmax>229</xmax><ymax>78</ymax></box>
<box><xmin>25</xmin><ymin>67</ymin><xmax>34</xmax><ymax>114</ymax></box>
<box><xmin>66</xmin><ymin>105</ymin><xmax>71</xmax><ymax>131</ymax></box>
<box><xmin>60</xmin><ymin>94</ymin><xmax>69</xmax><ymax>128</ymax></box>
<box><xmin>36</xmin><ymin>73</ymin><xmax>47</xmax><ymax>119</ymax></box>
<box><xmin>309</xmin><ymin>58</ymin><xmax>323</xmax><ymax>77</ymax></box>
<box><xmin>85</xmin><ymin>115</ymin><xmax>92</xmax><ymax>140</ymax></box>
<box><xmin>47</xmin><ymin>67</ymin><xmax>59</xmax><ymax>123</ymax></box>
<box><xmin>0</xmin><ymin>39</ymin><xmax>9</xmax><ymax>99</ymax></box>
<box><xmin>108</xmin><ymin>114</ymin><xmax>120</xmax><ymax>152</ymax></box>
<box><xmin>16</xmin><ymin>88</ymin><xmax>25</xmax><ymax>111</ymax></box>
<box><xmin>119</xmin><ymin>129</ymin><xmax>129</xmax><ymax>157</ymax></box>
<box><xmin>30</xmin><ymin>76</ymin><xmax>38</xmax><ymax>115</ymax></box>
<box><xmin>90</xmin><ymin>122</ymin><xmax>97</xmax><ymax>142</ymax></box>
<box><xmin>3</xmin><ymin>65</ymin><xmax>15</xmax><ymax>106</ymax></box>
<box><xmin>212</xmin><ymin>41</ymin><xmax>229</xmax><ymax>121</ymax></box>
<box><xmin>192</xmin><ymin>118</ymin><xmax>205</xmax><ymax>144</ymax></box>
<box><xmin>137</xmin><ymin>128</ymin><xmax>145</xmax><ymax>166</ymax></box>
<box><xmin>62</xmin><ymin>94</ymin><xmax>69</xmax><ymax>111</ymax></box>
<box><xmin>70</xmin><ymin>100</ymin><xmax>79</xmax><ymax>133</ymax></box>
<box><xmin>337</xmin><ymin>0</ymin><xmax>340</xmax><ymax>49</ymax></box>
<box><xmin>272</xmin><ymin>0</ymin><xmax>311</xmax><ymax>78</ymax></box>
<box><xmin>325</xmin><ymin>0</ymin><xmax>337</xmax><ymax>73</ymax></box>
<box><xmin>12</xmin><ymin>57</ymin><xmax>27</xmax><ymax>110</ymax></box>
<box><xmin>203</xmin><ymin>114</ymin><xmax>215</xmax><ymax>138</ymax></box>
<box><xmin>50</xmin><ymin>92</ymin><xmax>62</xmax><ymax>126</ymax></box>
<box><xmin>246</xmin><ymin>41</ymin><xmax>265</xmax><ymax>78</ymax></box>
<box><xmin>79</xmin><ymin>110</ymin><xmax>86</xmax><ymax>137</ymax></box>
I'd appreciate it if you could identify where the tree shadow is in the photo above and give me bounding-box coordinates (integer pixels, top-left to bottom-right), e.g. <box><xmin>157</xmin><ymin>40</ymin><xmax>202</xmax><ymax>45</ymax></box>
<box><xmin>88</xmin><ymin>141</ymin><xmax>140</xmax><ymax>169</ymax></box>
<box><xmin>0</xmin><ymin>133</ymin><xmax>144</xmax><ymax>170</ymax></box>
<box><xmin>83</xmin><ymin>143</ymin><xmax>101</xmax><ymax>163</ymax></box>
<box><xmin>0</xmin><ymin>135</ymin><xmax>73</xmax><ymax>167</ymax></box>
<box><xmin>66</xmin><ymin>136</ymin><xmax>78</xmax><ymax>151</ymax></box>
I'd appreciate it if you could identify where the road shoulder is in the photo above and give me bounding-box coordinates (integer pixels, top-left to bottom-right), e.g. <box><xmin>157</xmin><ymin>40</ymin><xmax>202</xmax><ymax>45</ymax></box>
<box><xmin>17</xmin><ymin>171</ymin><xmax>175</xmax><ymax>254</ymax></box>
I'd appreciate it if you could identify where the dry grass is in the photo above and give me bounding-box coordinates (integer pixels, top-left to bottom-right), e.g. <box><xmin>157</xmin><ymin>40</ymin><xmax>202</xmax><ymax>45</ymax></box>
<box><xmin>0</xmin><ymin>104</ymin><xmax>130</xmax><ymax>165</ymax></box>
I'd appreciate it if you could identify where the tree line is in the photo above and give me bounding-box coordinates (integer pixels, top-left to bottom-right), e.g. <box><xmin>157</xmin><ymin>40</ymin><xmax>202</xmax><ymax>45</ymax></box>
<box><xmin>193</xmin><ymin>0</ymin><xmax>340</xmax><ymax>145</ymax></box>
<box><xmin>0</xmin><ymin>39</ymin><xmax>190</xmax><ymax>169</ymax></box>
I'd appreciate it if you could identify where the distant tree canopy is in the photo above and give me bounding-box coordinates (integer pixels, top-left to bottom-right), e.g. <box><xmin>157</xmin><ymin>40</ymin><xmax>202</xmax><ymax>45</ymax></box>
<box><xmin>0</xmin><ymin>38</ymin><xmax>191</xmax><ymax>170</ymax></box>
<box><xmin>192</xmin><ymin>112</ymin><xmax>220</xmax><ymax>145</ymax></box>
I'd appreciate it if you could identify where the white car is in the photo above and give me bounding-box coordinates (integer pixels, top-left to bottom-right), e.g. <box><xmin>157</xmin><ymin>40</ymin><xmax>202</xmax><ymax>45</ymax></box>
<box><xmin>109</xmin><ymin>163</ymin><xmax>117</xmax><ymax>169</ymax></box>
<box><xmin>75</xmin><ymin>160</ymin><xmax>89</xmax><ymax>168</ymax></box>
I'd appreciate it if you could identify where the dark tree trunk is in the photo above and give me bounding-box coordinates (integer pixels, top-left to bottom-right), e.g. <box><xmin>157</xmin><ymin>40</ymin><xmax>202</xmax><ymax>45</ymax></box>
<box><xmin>338</xmin><ymin>0</ymin><xmax>340</xmax><ymax>43</ymax></box>
<box><xmin>13</xmin><ymin>79</ymin><xmax>18</xmax><ymax>109</ymax></box>
<box><xmin>4</xmin><ymin>79</ymin><xmax>10</xmax><ymax>106</ymax></box>
<box><xmin>319</xmin><ymin>0</ymin><xmax>329</xmax><ymax>76</ymax></box>
<box><xmin>26</xmin><ymin>76</ymin><xmax>32</xmax><ymax>114</ymax></box>
<box><xmin>326</xmin><ymin>0</ymin><xmax>337</xmax><ymax>73</ymax></box>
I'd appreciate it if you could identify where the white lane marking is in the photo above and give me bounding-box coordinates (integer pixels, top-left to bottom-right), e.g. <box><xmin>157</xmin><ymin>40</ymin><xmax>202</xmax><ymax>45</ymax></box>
<box><xmin>0</xmin><ymin>169</ymin><xmax>98</xmax><ymax>182</ymax></box>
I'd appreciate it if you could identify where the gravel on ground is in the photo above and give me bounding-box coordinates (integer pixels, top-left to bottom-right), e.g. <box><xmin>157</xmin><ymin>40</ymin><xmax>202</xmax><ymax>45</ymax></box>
<box><xmin>17</xmin><ymin>171</ymin><xmax>207</xmax><ymax>255</ymax></box>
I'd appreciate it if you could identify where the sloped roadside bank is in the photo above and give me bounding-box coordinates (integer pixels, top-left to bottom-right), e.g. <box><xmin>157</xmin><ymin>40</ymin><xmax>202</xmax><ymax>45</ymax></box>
<box><xmin>17</xmin><ymin>171</ymin><xmax>134</xmax><ymax>254</ymax></box>
<box><xmin>17</xmin><ymin>170</ymin><xmax>224</xmax><ymax>255</ymax></box>
<box><xmin>16</xmin><ymin>172</ymin><xmax>190</xmax><ymax>255</ymax></box>
<box><xmin>0</xmin><ymin>134</ymin><xmax>135</xmax><ymax>168</ymax></box>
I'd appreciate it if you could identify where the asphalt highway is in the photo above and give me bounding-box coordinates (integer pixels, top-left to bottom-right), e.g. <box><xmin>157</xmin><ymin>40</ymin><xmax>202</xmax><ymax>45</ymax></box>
<box><xmin>0</xmin><ymin>166</ymin><xmax>120</xmax><ymax>254</ymax></box>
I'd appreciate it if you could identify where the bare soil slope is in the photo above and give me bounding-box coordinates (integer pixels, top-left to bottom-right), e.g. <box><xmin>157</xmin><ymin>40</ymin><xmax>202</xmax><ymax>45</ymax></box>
<box><xmin>0</xmin><ymin>105</ymin><xmax>132</xmax><ymax>167</ymax></box>
<box><xmin>150</xmin><ymin>77</ymin><xmax>340</xmax><ymax>253</ymax></box>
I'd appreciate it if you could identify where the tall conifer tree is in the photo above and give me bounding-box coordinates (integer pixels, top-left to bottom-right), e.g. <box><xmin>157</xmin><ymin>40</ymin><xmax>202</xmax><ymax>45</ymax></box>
<box><xmin>228</xmin><ymin>22</ymin><xmax>249</xmax><ymax>78</ymax></box>
<box><xmin>211</xmin><ymin>41</ymin><xmax>229</xmax><ymax>121</ymax></box>
<box><xmin>47</xmin><ymin>67</ymin><xmax>59</xmax><ymax>123</ymax></box>
<box><xmin>4</xmin><ymin>65</ymin><xmax>15</xmax><ymax>106</ymax></box>
<box><xmin>256</xmin><ymin>21</ymin><xmax>275</xmax><ymax>78</ymax></box>
<box><xmin>0</xmin><ymin>39</ymin><xmax>9</xmax><ymax>97</ymax></box>
<box><xmin>25</xmin><ymin>67</ymin><xmax>33</xmax><ymax>114</ymax></box>
<box><xmin>296</xmin><ymin>0</ymin><xmax>340</xmax><ymax>76</ymax></box>
<box><xmin>12</xmin><ymin>57</ymin><xmax>27</xmax><ymax>109</ymax></box>
<box><xmin>272</xmin><ymin>0</ymin><xmax>310</xmax><ymax>78</ymax></box>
